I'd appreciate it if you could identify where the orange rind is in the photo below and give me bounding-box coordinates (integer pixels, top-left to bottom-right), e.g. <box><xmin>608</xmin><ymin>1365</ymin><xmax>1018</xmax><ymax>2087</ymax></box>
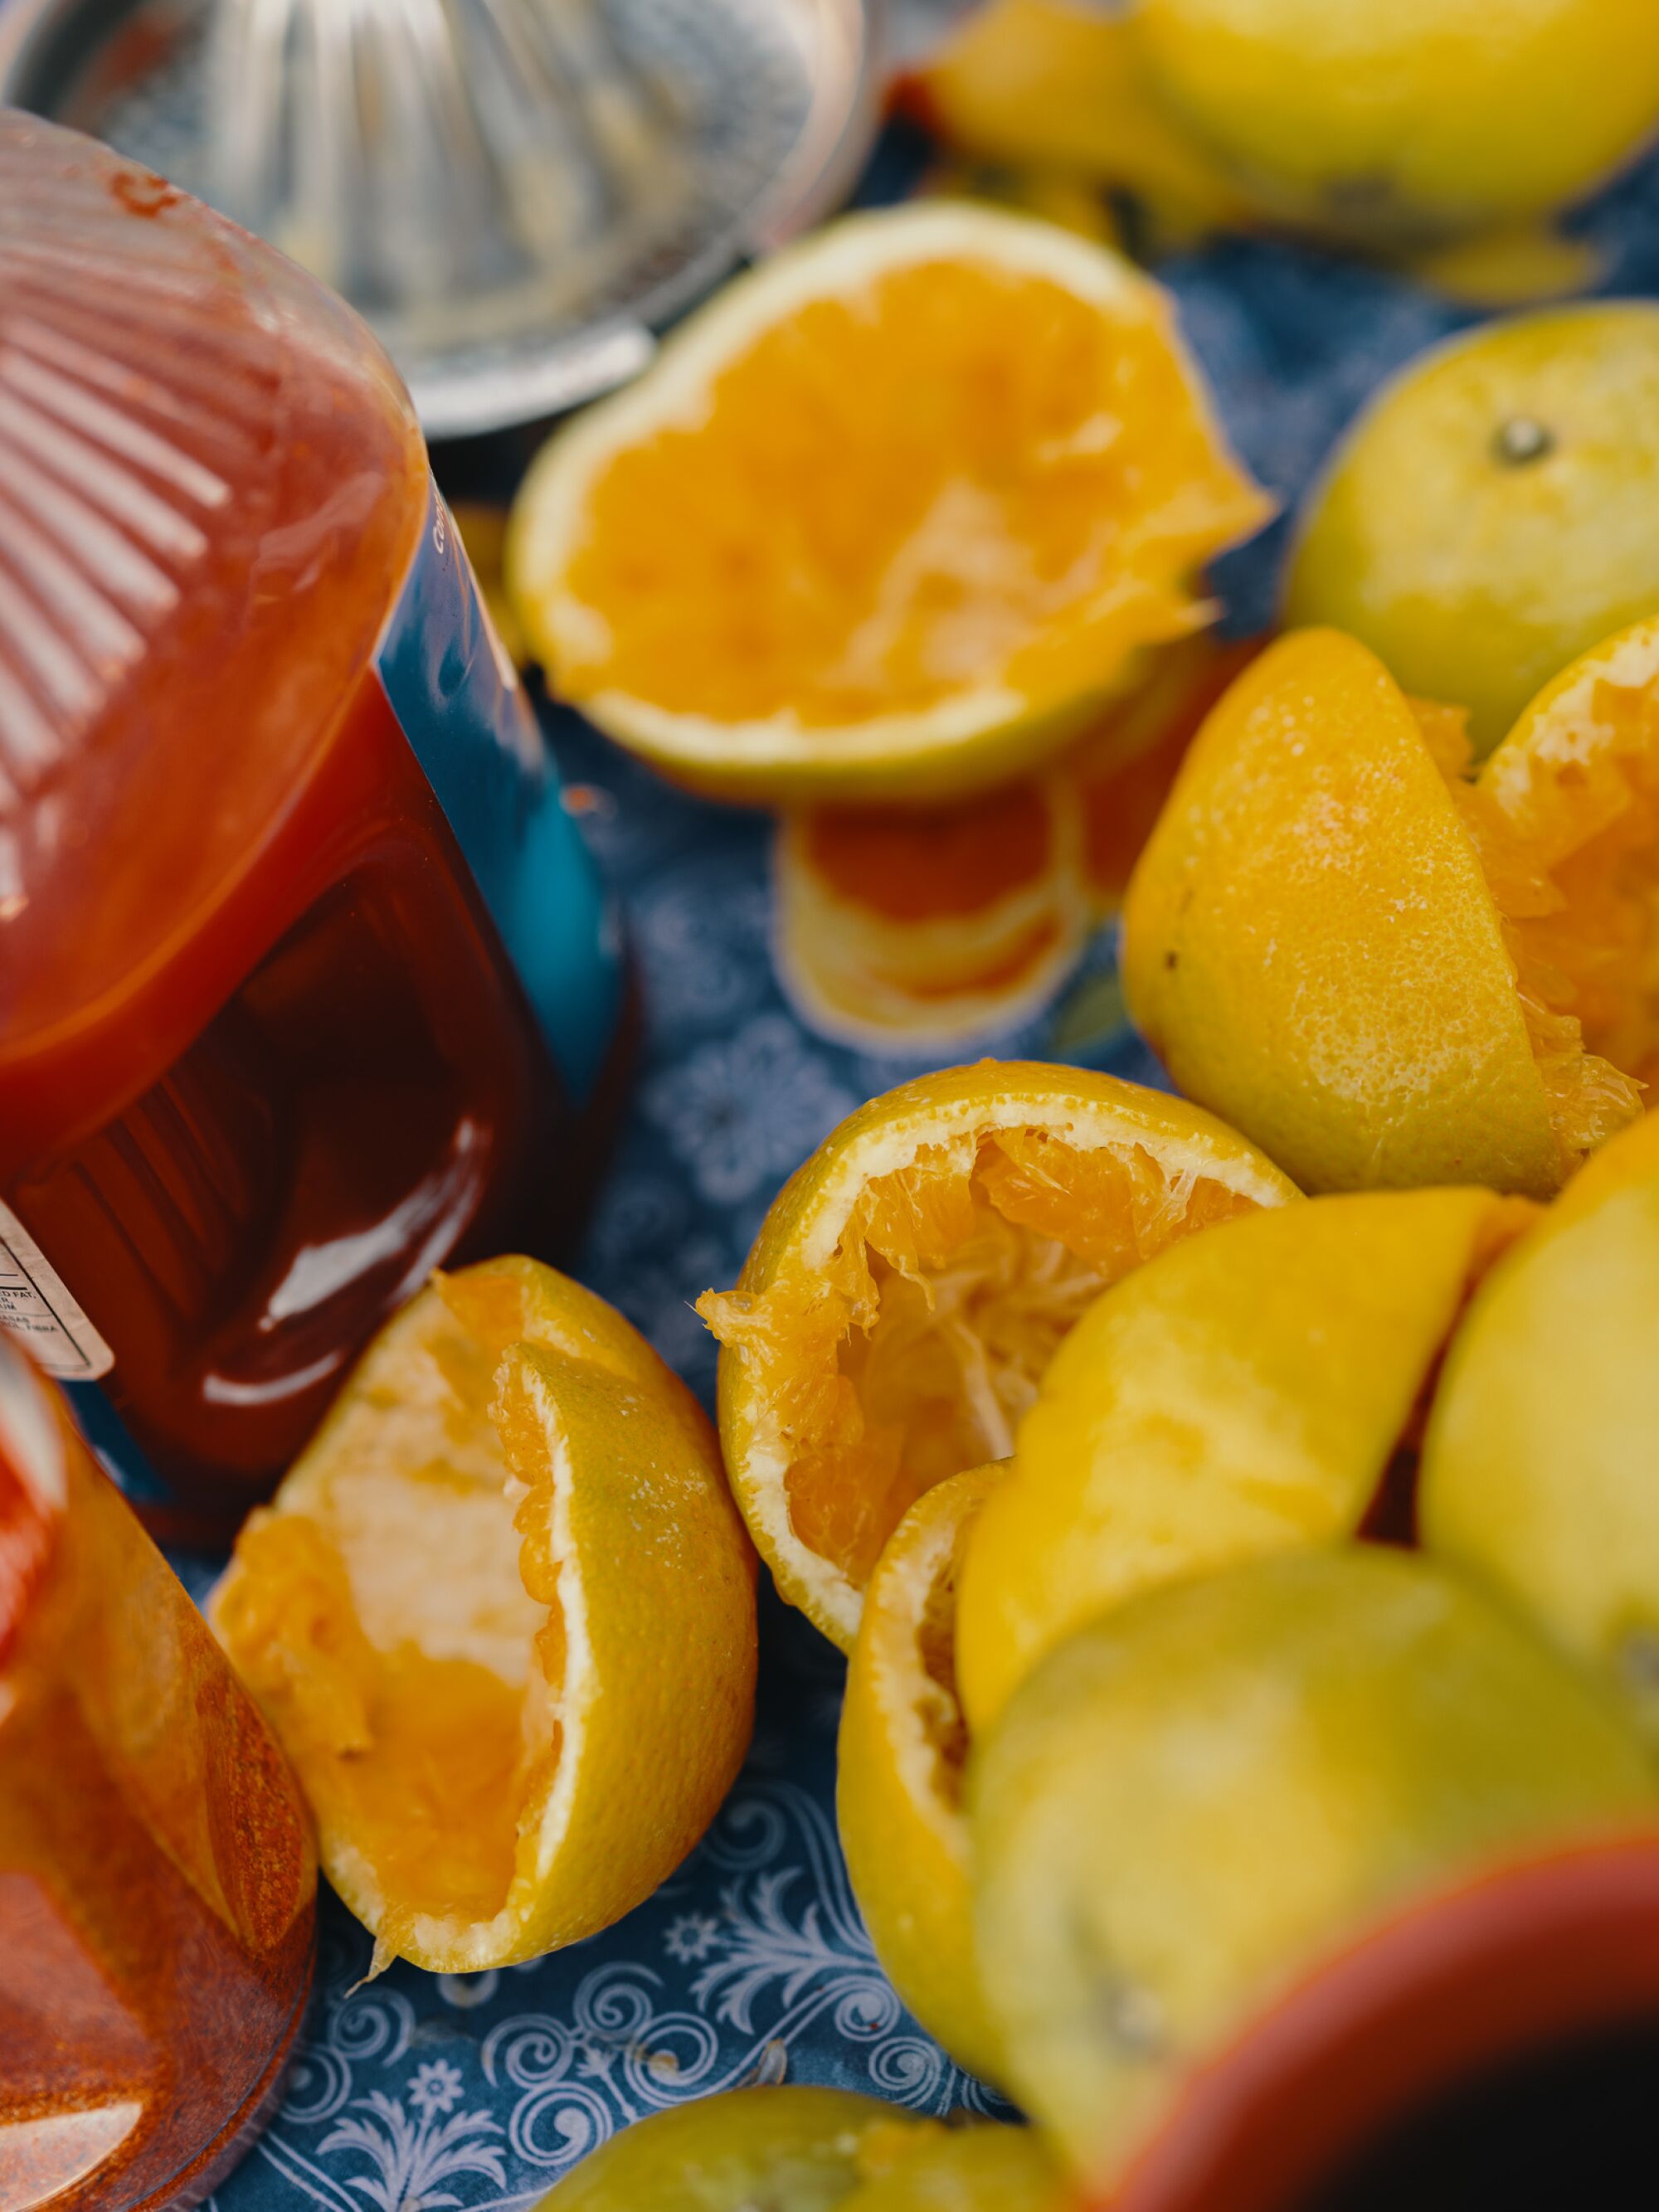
<box><xmin>212</xmin><ymin>1257</ymin><xmax>757</xmax><ymax>1974</ymax></box>
<box><xmin>1128</xmin><ymin>0</ymin><xmax>1659</xmax><ymax>247</ymax></box>
<box><xmin>508</xmin><ymin>202</ymin><xmax>1269</xmax><ymax>805</ymax></box>
<box><xmin>1286</xmin><ymin>308</ymin><xmax>1659</xmax><ymax>753</ymax></box>
<box><xmin>536</xmin><ymin>2086</ymin><xmax>1056</xmax><ymax>2210</ymax></box>
<box><xmin>696</xmin><ymin>1063</ymin><xmax>1297</xmax><ymax>1650</ymax></box>
<box><xmin>837</xmin><ymin>1464</ymin><xmax>1005</xmax><ymax>2085</ymax></box>
<box><xmin>1123</xmin><ymin>626</ymin><xmax>1649</xmax><ymax>1197</ymax></box>
<box><xmin>956</xmin><ymin>1187</ymin><xmax>1536</xmax><ymax>1733</ymax></box>
<box><xmin>1423</xmin><ymin>1111</ymin><xmax>1659</xmax><ymax>1741</ymax></box>
<box><xmin>773</xmin><ymin>777</ymin><xmax>1088</xmax><ymax>1049</ymax></box>
<box><xmin>971</xmin><ymin>1548</ymin><xmax>1657</xmax><ymax>2187</ymax></box>
<box><xmin>535</xmin><ymin>2088</ymin><xmax>938</xmax><ymax>2210</ymax></box>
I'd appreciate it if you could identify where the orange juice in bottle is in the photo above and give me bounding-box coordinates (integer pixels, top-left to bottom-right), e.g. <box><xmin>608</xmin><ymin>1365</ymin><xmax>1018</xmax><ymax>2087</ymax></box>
<box><xmin>0</xmin><ymin>1331</ymin><xmax>317</xmax><ymax>2210</ymax></box>
<box><xmin>0</xmin><ymin>113</ymin><xmax>623</xmax><ymax>1534</ymax></box>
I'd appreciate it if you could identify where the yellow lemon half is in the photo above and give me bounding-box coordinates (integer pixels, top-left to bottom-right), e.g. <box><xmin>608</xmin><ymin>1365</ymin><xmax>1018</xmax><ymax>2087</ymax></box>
<box><xmin>697</xmin><ymin>1063</ymin><xmax>1297</xmax><ymax>1650</ymax></box>
<box><xmin>971</xmin><ymin>1548</ymin><xmax>1657</xmax><ymax>2186</ymax></box>
<box><xmin>837</xmin><ymin>1465</ymin><xmax>1005</xmax><ymax>2086</ymax></box>
<box><xmin>956</xmin><ymin>1187</ymin><xmax>1535</xmax><ymax>1733</ymax></box>
<box><xmin>1129</xmin><ymin>0</ymin><xmax>1659</xmax><ymax>244</ymax></box>
<box><xmin>1121</xmin><ymin>627</ymin><xmax>1642</xmax><ymax>1198</ymax></box>
<box><xmin>508</xmin><ymin>203</ymin><xmax>1268</xmax><ymax>805</ymax></box>
<box><xmin>212</xmin><ymin>1257</ymin><xmax>757</xmax><ymax>1973</ymax></box>
<box><xmin>1287</xmin><ymin>307</ymin><xmax>1659</xmax><ymax>754</ymax></box>
<box><xmin>1423</xmin><ymin>1111</ymin><xmax>1659</xmax><ymax>1742</ymax></box>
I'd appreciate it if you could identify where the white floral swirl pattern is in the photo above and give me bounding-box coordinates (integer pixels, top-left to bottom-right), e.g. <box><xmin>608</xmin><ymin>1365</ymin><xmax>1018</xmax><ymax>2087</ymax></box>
<box><xmin>221</xmin><ymin>1722</ymin><xmax>1003</xmax><ymax>2210</ymax></box>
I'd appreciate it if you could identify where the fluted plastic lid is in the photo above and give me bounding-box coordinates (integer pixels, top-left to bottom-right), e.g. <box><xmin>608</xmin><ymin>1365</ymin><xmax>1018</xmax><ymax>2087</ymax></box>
<box><xmin>0</xmin><ymin>111</ymin><xmax>426</xmax><ymax>1145</ymax></box>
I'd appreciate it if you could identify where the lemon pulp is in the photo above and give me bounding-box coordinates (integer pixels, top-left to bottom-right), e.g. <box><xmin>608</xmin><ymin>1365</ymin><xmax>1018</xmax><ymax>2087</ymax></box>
<box><xmin>703</xmin><ymin>1129</ymin><xmax>1258</xmax><ymax>1590</ymax></box>
<box><xmin>560</xmin><ymin>257</ymin><xmax>1247</xmax><ymax>731</ymax></box>
<box><xmin>1410</xmin><ymin>697</ymin><xmax>1650</xmax><ymax>1168</ymax></box>
<box><xmin>217</xmin><ymin>1454</ymin><xmax>542</xmax><ymax>1946</ymax></box>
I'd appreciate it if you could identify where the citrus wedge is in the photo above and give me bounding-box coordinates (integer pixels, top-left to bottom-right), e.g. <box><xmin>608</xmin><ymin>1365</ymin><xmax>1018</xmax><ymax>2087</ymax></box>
<box><xmin>1122</xmin><ymin>627</ymin><xmax>1644</xmax><ymax>1197</ymax></box>
<box><xmin>212</xmin><ymin>1257</ymin><xmax>757</xmax><ymax>1973</ymax></box>
<box><xmin>1423</xmin><ymin>1111</ymin><xmax>1659</xmax><ymax>1741</ymax></box>
<box><xmin>697</xmin><ymin>1064</ymin><xmax>1296</xmax><ymax>1649</ymax></box>
<box><xmin>774</xmin><ymin>776</ymin><xmax>1088</xmax><ymax>1049</ymax></box>
<box><xmin>971</xmin><ymin>1548</ymin><xmax>1657</xmax><ymax>2186</ymax></box>
<box><xmin>956</xmin><ymin>1187</ymin><xmax>1536</xmax><ymax>1733</ymax></box>
<box><xmin>536</xmin><ymin>2087</ymin><xmax>935</xmax><ymax>2210</ymax></box>
<box><xmin>1466</xmin><ymin>610</ymin><xmax>1659</xmax><ymax>1092</ymax></box>
<box><xmin>838</xmin><ymin>1464</ymin><xmax>1005</xmax><ymax>2086</ymax></box>
<box><xmin>508</xmin><ymin>203</ymin><xmax>1270</xmax><ymax>805</ymax></box>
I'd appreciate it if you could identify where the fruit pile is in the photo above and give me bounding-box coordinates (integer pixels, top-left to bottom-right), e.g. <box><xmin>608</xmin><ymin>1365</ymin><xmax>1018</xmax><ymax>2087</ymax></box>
<box><xmin>506</xmin><ymin>199</ymin><xmax>1270</xmax><ymax>1053</ymax></box>
<box><xmin>212</xmin><ymin>50</ymin><xmax>1659</xmax><ymax>2208</ymax></box>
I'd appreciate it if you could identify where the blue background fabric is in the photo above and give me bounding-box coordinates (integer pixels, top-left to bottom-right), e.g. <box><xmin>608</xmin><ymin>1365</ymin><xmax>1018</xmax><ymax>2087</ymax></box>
<box><xmin>140</xmin><ymin>100</ymin><xmax>1659</xmax><ymax>2212</ymax></box>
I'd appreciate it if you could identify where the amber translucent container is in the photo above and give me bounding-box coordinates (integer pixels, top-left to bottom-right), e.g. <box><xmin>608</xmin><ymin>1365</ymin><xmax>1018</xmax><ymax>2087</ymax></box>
<box><xmin>0</xmin><ymin>1336</ymin><xmax>316</xmax><ymax>2211</ymax></box>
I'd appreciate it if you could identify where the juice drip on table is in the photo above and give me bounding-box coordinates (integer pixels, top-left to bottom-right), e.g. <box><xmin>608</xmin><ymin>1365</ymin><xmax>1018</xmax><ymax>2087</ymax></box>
<box><xmin>0</xmin><ymin>114</ymin><xmax>623</xmax><ymax>1532</ymax></box>
<box><xmin>0</xmin><ymin>1335</ymin><xmax>317</xmax><ymax>2212</ymax></box>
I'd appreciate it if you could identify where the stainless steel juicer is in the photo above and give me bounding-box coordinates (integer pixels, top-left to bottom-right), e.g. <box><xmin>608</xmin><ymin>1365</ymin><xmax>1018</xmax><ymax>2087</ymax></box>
<box><xmin>0</xmin><ymin>0</ymin><xmax>879</xmax><ymax>435</ymax></box>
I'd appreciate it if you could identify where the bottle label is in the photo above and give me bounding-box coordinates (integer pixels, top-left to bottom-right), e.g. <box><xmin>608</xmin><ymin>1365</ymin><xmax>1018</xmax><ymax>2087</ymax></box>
<box><xmin>373</xmin><ymin>483</ymin><xmax>621</xmax><ymax>1104</ymax></box>
<box><xmin>0</xmin><ymin>1199</ymin><xmax>114</xmax><ymax>1381</ymax></box>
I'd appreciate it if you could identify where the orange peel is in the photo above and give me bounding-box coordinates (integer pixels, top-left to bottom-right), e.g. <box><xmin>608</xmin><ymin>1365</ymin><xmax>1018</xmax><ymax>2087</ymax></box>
<box><xmin>971</xmin><ymin>1547</ymin><xmax>1657</xmax><ymax>2187</ymax></box>
<box><xmin>696</xmin><ymin>1063</ymin><xmax>1297</xmax><ymax>1649</ymax></box>
<box><xmin>837</xmin><ymin>1464</ymin><xmax>1005</xmax><ymax>2086</ymax></box>
<box><xmin>1123</xmin><ymin>626</ymin><xmax>1647</xmax><ymax>1197</ymax></box>
<box><xmin>1423</xmin><ymin>1110</ymin><xmax>1659</xmax><ymax>1740</ymax></box>
<box><xmin>212</xmin><ymin>1257</ymin><xmax>757</xmax><ymax>1973</ymax></box>
<box><xmin>956</xmin><ymin>1186</ymin><xmax>1535</xmax><ymax>1733</ymax></box>
<box><xmin>773</xmin><ymin>777</ymin><xmax>1087</xmax><ymax>1049</ymax></box>
<box><xmin>508</xmin><ymin>202</ymin><xmax>1269</xmax><ymax>805</ymax></box>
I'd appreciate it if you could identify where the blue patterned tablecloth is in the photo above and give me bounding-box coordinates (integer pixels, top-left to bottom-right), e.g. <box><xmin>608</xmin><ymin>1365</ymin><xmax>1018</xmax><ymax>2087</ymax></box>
<box><xmin>173</xmin><ymin>114</ymin><xmax>1659</xmax><ymax>2212</ymax></box>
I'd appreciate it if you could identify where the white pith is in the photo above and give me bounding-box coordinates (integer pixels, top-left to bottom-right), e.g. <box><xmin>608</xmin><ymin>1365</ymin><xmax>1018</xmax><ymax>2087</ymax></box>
<box><xmin>732</xmin><ymin>1084</ymin><xmax>1293</xmax><ymax>1646</ymax></box>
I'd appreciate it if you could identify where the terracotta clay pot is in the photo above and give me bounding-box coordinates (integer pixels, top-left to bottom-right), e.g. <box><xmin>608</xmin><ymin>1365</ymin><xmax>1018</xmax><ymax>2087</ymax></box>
<box><xmin>0</xmin><ymin>1335</ymin><xmax>316</xmax><ymax>2211</ymax></box>
<box><xmin>1091</xmin><ymin>1835</ymin><xmax>1659</xmax><ymax>2212</ymax></box>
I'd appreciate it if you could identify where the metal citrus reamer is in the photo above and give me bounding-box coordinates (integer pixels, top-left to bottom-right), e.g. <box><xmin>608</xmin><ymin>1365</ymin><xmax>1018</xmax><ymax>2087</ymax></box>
<box><xmin>0</xmin><ymin>0</ymin><xmax>878</xmax><ymax>435</ymax></box>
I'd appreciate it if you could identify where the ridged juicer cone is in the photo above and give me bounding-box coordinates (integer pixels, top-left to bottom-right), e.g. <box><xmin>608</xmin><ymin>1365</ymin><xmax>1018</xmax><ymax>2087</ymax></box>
<box><xmin>0</xmin><ymin>0</ymin><xmax>879</xmax><ymax>435</ymax></box>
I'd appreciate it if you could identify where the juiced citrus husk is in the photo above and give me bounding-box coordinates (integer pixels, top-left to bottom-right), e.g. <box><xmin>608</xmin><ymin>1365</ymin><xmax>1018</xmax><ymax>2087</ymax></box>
<box><xmin>774</xmin><ymin>776</ymin><xmax>1089</xmax><ymax>1048</ymax></box>
<box><xmin>697</xmin><ymin>1064</ymin><xmax>1297</xmax><ymax>1648</ymax></box>
<box><xmin>508</xmin><ymin>203</ymin><xmax>1270</xmax><ymax>805</ymax></box>
<box><xmin>1405</xmin><ymin>691</ymin><xmax>1642</xmax><ymax>1171</ymax></box>
<box><xmin>1463</xmin><ymin>613</ymin><xmax>1659</xmax><ymax>1113</ymax></box>
<box><xmin>838</xmin><ymin>1465</ymin><xmax>1005</xmax><ymax>2085</ymax></box>
<box><xmin>955</xmin><ymin>1186</ymin><xmax>1538</xmax><ymax>1734</ymax></box>
<box><xmin>971</xmin><ymin>1548</ymin><xmax>1658</xmax><ymax>2187</ymax></box>
<box><xmin>1423</xmin><ymin>1110</ymin><xmax>1659</xmax><ymax>1742</ymax></box>
<box><xmin>1122</xmin><ymin>629</ymin><xmax>1642</xmax><ymax>1198</ymax></box>
<box><xmin>212</xmin><ymin>1257</ymin><xmax>757</xmax><ymax>1974</ymax></box>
